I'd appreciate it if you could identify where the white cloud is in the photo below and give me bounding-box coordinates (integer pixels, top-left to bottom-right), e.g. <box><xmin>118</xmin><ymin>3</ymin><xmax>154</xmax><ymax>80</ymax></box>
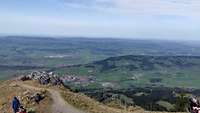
<box><xmin>61</xmin><ymin>0</ymin><xmax>200</xmax><ymax>17</ymax></box>
<box><xmin>115</xmin><ymin>0</ymin><xmax>200</xmax><ymax>16</ymax></box>
<box><xmin>1</xmin><ymin>0</ymin><xmax>199</xmax><ymax>39</ymax></box>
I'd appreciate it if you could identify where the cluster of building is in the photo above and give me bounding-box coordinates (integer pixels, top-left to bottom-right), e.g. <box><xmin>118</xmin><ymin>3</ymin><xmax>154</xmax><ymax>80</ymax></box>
<box><xmin>60</xmin><ymin>75</ymin><xmax>95</xmax><ymax>86</ymax></box>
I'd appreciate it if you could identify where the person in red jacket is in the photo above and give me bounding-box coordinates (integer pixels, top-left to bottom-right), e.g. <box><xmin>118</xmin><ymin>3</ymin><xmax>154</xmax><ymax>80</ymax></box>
<box><xmin>19</xmin><ymin>106</ymin><xmax>27</xmax><ymax>113</ymax></box>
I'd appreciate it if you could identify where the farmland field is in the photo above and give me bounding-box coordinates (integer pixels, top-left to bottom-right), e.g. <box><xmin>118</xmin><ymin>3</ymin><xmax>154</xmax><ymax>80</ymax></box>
<box><xmin>1</xmin><ymin>36</ymin><xmax>200</xmax><ymax>87</ymax></box>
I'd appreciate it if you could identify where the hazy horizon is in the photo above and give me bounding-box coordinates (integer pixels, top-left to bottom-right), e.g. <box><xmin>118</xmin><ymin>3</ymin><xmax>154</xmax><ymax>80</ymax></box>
<box><xmin>2</xmin><ymin>35</ymin><xmax>200</xmax><ymax>42</ymax></box>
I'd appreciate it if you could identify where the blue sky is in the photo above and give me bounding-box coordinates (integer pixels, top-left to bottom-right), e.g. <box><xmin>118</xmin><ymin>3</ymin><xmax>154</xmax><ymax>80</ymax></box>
<box><xmin>0</xmin><ymin>0</ymin><xmax>199</xmax><ymax>40</ymax></box>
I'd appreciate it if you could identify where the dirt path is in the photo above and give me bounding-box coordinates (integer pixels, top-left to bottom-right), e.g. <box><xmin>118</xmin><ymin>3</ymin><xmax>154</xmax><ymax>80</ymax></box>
<box><xmin>17</xmin><ymin>82</ymin><xmax>85</xmax><ymax>113</ymax></box>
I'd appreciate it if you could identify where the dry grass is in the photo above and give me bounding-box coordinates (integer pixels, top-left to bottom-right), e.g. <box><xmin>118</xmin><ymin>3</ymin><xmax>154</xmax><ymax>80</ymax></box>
<box><xmin>56</xmin><ymin>85</ymin><xmax>143</xmax><ymax>113</ymax></box>
<box><xmin>19</xmin><ymin>80</ymin><xmax>143</xmax><ymax>113</ymax></box>
<box><xmin>58</xmin><ymin>85</ymin><xmax>187</xmax><ymax>113</ymax></box>
<box><xmin>0</xmin><ymin>80</ymin><xmax>186</xmax><ymax>113</ymax></box>
<box><xmin>0</xmin><ymin>80</ymin><xmax>52</xmax><ymax>113</ymax></box>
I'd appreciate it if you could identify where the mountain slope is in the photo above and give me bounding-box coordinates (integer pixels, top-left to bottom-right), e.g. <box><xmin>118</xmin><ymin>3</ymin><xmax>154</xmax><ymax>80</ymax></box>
<box><xmin>0</xmin><ymin>78</ymin><xmax>187</xmax><ymax>113</ymax></box>
<box><xmin>54</xmin><ymin>55</ymin><xmax>200</xmax><ymax>89</ymax></box>
<box><xmin>0</xmin><ymin>81</ymin><xmax>52</xmax><ymax>113</ymax></box>
<box><xmin>17</xmin><ymin>82</ymin><xmax>84</xmax><ymax>113</ymax></box>
<box><xmin>0</xmin><ymin>80</ymin><xmax>144</xmax><ymax>113</ymax></box>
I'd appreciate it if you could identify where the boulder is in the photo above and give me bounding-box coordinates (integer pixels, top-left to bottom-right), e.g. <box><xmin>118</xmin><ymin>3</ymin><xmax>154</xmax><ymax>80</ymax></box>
<box><xmin>28</xmin><ymin>92</ymin><xmax>45</xmax><ymax>104</ymax></box>
<box><xmin>19</xmin><ymin>75</ymin><xmax>31</xmax><ymax>81</ymax></box>
<box><xmin>50</xmin><ymin>76</ymin><xmax>62</xmax><ymax>85</ymax></box>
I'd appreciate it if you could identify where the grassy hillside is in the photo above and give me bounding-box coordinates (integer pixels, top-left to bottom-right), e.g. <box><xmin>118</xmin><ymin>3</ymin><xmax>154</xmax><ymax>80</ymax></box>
<box><xmin>0</xmin><ymin>80</ymin><xmax>146</xmax><ymax>113</ymax></box>
<box><xmin>54</xmin><ymin>55</ymin><xmax>200</xmax><ymax>89</ymax></box>
<box><xmin>53</xmin><ymin>55</ymin><xmax>200</xmax><ymax>112</ymax></box>
<box><xmin>0</xmin><ymin>79</ymin><xmax>187</xmax><ymax>113</ymax></box>
<box><xmin>0</xmin><ymin>81</ymin><xmax>52</xmax><ymax>113</ymax></box>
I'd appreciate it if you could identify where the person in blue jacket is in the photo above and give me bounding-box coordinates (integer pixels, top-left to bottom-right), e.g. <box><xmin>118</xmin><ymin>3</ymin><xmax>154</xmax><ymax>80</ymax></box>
<box><xmin>12</xmin><ymin>96</ymin><xmax>20</xmax><ymax>113</ymax></box>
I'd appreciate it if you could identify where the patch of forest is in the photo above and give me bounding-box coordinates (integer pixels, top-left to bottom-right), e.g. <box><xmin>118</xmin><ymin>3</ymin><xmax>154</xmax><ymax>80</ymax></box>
<box><xmin>71</xmin><ymin>86</ymin><xmax>200</xmax><ymax>112</ymax></box>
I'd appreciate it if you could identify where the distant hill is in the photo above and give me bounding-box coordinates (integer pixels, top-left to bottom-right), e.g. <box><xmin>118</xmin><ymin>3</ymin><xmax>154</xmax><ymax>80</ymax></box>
<box><xmin>54</xmin><ymin>55</ymin><xmax>200</xmax><ymax>89</ymax></box>
<box><xmin>91</xmin><ymin>55</ymin><xmax>200</xmax><ymax>72</ymax></box>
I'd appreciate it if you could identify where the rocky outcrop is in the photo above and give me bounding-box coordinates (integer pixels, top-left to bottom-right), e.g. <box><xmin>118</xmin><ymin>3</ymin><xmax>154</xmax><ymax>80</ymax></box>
<box><xmin>19</xmin><ymin>71</ymin><xmax>63</xmax><ymax>86</ymax></box>
<box><xmin>21</xmin><ymin>90</ymin><xmax>46</xmax><ymax>105</ymax></box>
<box><xmin>19</xmin><ymin>71</ymin><xmax>96</xmax><ymax>88</ymax></box>
<box><xmin>29</xmin><ymin>92</ymin><xmax>45</xmax><ymax>104</ymax></box>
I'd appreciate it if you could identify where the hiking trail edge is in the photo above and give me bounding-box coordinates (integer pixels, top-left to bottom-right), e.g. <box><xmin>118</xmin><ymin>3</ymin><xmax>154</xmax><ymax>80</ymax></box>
<box><xmin>16</xmin><ymin>82</ymin><xmax>86</xmax><ymax>113</ymax></box>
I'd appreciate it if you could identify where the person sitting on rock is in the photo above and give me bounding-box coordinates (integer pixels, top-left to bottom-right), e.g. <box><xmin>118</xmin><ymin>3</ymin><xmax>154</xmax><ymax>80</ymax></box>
<box><xmin>12</xmin><ymin>96</ymin><xmax>20</xmax><ymax>113</ymax></box>
<box><xmin>34</xmin><ymin>93</ymin><xmax>43</xmax><ymax>104</ymax></box>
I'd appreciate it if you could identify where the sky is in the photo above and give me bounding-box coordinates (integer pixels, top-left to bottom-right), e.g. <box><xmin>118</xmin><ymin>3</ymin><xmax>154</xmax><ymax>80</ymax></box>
<box><xmin>0</xmin><ymin>0</ymin><xmax>200</xmax><ymax>40</ymax></box>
